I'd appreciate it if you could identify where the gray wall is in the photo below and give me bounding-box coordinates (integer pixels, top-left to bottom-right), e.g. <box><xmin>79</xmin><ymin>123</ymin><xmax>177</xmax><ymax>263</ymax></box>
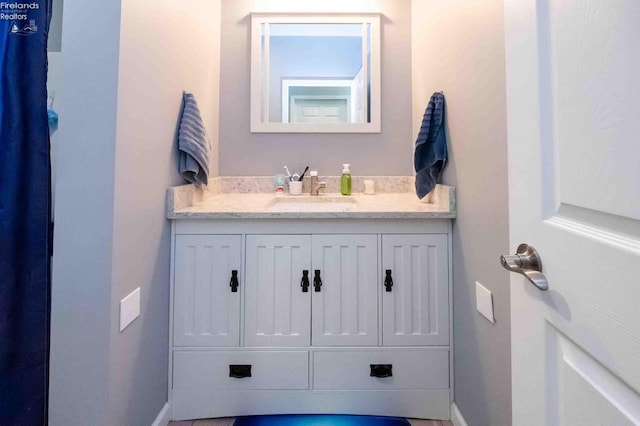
<box><xmin>219</xmin><ymin>0</ymin><xmax>413</xmax><ymax>177</ymax></box>
<box><xmin>47</xmin><ymin>0</ymin><xmax>63</xmax><ymax>52</ymax></box>
<box><xmin>411</xmin><ymin>1</ymin><xmax>511</xmax><ymax>425</ymax></box>
<box><xmin>49</xmin><ymin>0</ymin><xmax>221</xmax><ymax>424</ymax></box>
<box><xmin>49</xmin><ymin>0</ymin><xmax>120</xmax><ymax>422</ymax></box>
<box><xmin>108</xmin><ymin>0</ymin><xmax>221</xmax><ymax>424</ymax></box>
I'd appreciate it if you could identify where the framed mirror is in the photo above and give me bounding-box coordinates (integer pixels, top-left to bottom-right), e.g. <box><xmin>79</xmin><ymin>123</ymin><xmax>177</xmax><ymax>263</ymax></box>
<box><xmin>250</xmin><ymin>13</ymin><xmax>381</xmax><ymax>133</ymax></box>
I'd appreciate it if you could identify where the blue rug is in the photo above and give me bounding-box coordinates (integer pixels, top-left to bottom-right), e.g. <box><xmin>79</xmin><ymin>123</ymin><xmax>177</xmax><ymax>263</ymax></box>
<box><xmin>233</xmin><ymin>415</ymin><xmax>410</xmax><ymax>426</ymax></box>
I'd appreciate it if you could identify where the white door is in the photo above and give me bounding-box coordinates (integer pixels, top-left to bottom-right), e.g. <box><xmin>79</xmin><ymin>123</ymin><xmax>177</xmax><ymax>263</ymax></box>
<box><xmin>173</xmin><ymin>235</ymin><xmax>241</xmax><ymax>347</ymax></box>
<box><xmin>244</xmin><ymin>235</ymin><xmax>311</xmax><ymax>347</ymax></box>
<box><xmin>381</xmin><ymin>235</ymin><xmax>449</xmax><ymax>346</ymax></box>
<box><xmin>504</xmin><ymin>1</ymin><xmax>640</xmax><ymax>424</ymax></box>
<box><xmin>291</xmin><ymin>98</ymin><xmax>349</xmax><ymax>123</ymax></box>
<box><xmin>311</xmin><ymin>235</ymin><xmax>378</xmax><ymax>346</ymax></box>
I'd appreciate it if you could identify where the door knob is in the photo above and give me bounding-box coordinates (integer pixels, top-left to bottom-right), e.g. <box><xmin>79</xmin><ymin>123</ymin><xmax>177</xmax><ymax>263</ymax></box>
<box><xmin>500</xmin><ymin>244</ymin><xmax>549</xmax><ymax>291</ymax></box>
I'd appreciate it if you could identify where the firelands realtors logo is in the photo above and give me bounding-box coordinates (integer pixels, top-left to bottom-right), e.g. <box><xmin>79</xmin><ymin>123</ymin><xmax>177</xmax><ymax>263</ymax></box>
<box><xmin>1</xmin><ymin>1</ymin><xmax>39</xmax><ymax>35</ymax></box>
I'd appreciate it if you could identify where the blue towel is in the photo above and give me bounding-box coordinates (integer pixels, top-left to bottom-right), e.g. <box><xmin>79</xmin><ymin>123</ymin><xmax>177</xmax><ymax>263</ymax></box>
<box><xmin>48</xmin><ymin>109</ymin><xmax>58</xmax><ymax>134</ymax></box>
<box><xmin>414</xmin><ymin>92</ymin><xmax>447</xmax><ymax>199</ymax></box>
<box><xmin>179</xmin><ymin>92</ymin><xmax>210</xmax><ymax>186</ymax></box>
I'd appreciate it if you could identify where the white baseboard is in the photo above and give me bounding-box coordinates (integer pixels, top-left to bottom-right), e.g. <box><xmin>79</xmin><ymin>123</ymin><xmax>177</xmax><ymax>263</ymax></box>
<box><xmin>451</xmin><ymin>402</ymin><xmax>469</xmax><ymax>426</ymax></box>
<box><xmin>151</xmin><ymin>402</ymin><xmax>170</xmax><ymax>426</ymax></box>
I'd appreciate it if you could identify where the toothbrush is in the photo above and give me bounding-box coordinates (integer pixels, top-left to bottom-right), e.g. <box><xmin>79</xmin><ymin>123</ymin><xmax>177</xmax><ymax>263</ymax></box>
<box><xmin>298</xmin><ymin>166</ymin><xmax>309</xmax><ymax>181</ymax></box>
<box><xmin>284</xmin><ymin>165</ymin><xmax>293</xmax><ymax>181</ymax></box>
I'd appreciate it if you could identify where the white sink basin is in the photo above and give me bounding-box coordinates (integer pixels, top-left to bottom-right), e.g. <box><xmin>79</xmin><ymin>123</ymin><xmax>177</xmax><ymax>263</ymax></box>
<box><xmin>267</xmin><ymin>195</ymin><xmax>358</xmax><ymax>212</ymax></box>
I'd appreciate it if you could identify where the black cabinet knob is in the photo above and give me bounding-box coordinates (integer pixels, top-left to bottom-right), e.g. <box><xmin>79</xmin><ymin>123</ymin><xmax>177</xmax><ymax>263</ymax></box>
<box><xmin>301</xmin><ymin>270</ymin><xmax>310</xmax><ymax>293</ymax></box>
<box><xmin>384</xmin><ymin>270</ymin><xmax>393</xmax><ymax>292</ymax></box>
<box><xmin>313</xmin><ymin>270</ymin><xmax>323</xmax><ymax>292</ymax></box>
<box><xmin>370</xmin><ymin>364</ymin><xmax>393</xmax><ymax>378</ymax></box>
<box><xmin>230</xmin><ymin>270</ymin><xmax>239</xmax><ymax>293</ymax></box>
<box><xmin>229</xmin><ymin>364</ymin><xmax>252</xmax><ymax>378</ymax></box>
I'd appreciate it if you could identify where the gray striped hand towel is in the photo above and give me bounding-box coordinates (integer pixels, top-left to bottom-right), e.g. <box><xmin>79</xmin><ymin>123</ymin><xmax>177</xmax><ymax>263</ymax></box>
<box><xmin>179</xmin><ymin>92</ymin><xmax>210</xmax><ymax>186</ymax></box>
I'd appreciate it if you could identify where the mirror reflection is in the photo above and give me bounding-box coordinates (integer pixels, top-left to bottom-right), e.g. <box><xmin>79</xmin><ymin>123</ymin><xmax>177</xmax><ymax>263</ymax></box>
<box><xmin>267</xmin><ymin>23</ymin><xmax>369</xmax><ymax>124</ymax></box>
<box><xmin>251</xmin><ymin>15</ymin><xmax>381</xmax><ymax>133</ymax></box>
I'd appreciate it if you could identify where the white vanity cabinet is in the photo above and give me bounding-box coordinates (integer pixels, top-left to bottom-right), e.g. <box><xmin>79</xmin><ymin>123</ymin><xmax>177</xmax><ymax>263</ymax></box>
<box><xmin>170</xmin><ymin>220</ymin><xmax>452</xmax><ymax>421</ymax></box>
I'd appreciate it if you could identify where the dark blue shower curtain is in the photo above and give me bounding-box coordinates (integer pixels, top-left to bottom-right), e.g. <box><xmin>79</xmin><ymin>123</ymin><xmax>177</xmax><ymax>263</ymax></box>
<box><xmin>0</xmin><ymin>1</ymin><xmax>52</xmax><ymax>424</ymax></box>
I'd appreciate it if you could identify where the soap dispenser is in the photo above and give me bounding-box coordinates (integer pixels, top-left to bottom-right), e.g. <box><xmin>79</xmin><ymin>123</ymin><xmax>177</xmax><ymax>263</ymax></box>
<box><xmin>341</xmin><ymin>164</ymin><xmax>352</xmax><ymax>196</ymax></box>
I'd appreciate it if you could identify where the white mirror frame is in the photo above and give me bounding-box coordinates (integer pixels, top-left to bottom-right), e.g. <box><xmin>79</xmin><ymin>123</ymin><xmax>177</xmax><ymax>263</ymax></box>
<box><xmin>250</xmin><ymin>13</ymin><xmax>381</xmax><ymax>134</ymax></box>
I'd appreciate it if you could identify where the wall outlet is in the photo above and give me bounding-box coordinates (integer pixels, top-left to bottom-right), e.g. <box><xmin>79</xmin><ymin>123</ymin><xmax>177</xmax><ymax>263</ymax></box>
<box><xmin>475</xmin><ymin>281</ymin><xmax>495</xmax><ymax>324</ymax></box>
<box><xmin>119</xmin><ymin>287</ymin><xmax>140</xmax><ymax>332</ymax></box>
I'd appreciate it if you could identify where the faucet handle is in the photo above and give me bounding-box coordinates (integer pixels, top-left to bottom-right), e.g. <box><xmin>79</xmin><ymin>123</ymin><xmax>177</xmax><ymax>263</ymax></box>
<box><xmin>309</xmin><ymin>170</ymin><xmax>325</xmax><ymax>196</ymax></box>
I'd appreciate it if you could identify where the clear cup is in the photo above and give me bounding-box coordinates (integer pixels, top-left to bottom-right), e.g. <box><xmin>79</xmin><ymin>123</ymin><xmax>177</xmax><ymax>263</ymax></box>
<box><xmin>274</xmin><ymin>174</ymin><xmax>286</xmax><ymax>192</ymax></box>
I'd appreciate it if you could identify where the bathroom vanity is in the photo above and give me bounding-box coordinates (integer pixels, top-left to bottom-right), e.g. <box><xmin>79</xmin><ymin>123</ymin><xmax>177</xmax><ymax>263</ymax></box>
<box><xmin>167</xmin><ymin>178</ymin><xmax>456</xmax><ymax>421</ymax></box>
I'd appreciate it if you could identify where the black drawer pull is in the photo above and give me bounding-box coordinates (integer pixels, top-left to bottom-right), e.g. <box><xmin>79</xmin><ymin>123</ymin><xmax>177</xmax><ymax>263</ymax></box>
<box><xmin>370</xmin><ymin>364</ymin><xmax>393</xmax><ymax>378</ymax></box>
<box><xmin>384</xmin><ymin>270</ymin><xmax>393</xmax><ymax>292</ymax></box>
<box><xmin>229</xmin><ymin>364</ymin><xmax>252</xmax><ymax>378</ymax></box>
<box><xmin>301</xmin><ymin>270</ymin><xmax>310</xmax><ymax>293</ymax></box>
<box><xmin>313</xmin><ymin>270</ymin><xmax>323</xmax><ymax>292</ymax></box>
<box><xmin>230</xmin><ymin>270</ymin><xmax>239</xmax><ymax>293</ymax></box>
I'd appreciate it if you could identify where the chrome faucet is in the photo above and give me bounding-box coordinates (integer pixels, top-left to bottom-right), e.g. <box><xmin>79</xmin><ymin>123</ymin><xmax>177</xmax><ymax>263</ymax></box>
<box><xmin>309</xmin><ymin>171</ymin><xmax>326</xmax><ymax>196</ymax></box>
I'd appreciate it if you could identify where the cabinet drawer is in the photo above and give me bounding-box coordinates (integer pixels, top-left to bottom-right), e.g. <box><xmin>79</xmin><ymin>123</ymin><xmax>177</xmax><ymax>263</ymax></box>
<box><xmin>173</xmin><ymin>351</ymin><xmax>309</xmax><ymax>391</ymax></box>
<box><xmin>313</xmin><ymin>349</ymin><xmax>449</xmax><ymax>390</ymax></box>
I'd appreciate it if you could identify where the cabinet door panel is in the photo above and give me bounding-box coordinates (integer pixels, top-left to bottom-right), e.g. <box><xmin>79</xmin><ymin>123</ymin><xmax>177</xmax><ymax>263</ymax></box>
<box><xmin>245</xmin><ymin>235</ymin><xmax>311</xmax><ymax>346</ymax></box>
<box><xmin>174</xmin><ymin>235</ymin><xmax>241</xmax><ymax>347</ymax></box>
<box><xmin>382</xmin><ymin>234</ymin><xmax>449</xmax><ymax>346</ymax></box>
<box><xmin>312</xmin><ymin>235</ymin><xmax>378</xmax><ymax>346</ymax></box>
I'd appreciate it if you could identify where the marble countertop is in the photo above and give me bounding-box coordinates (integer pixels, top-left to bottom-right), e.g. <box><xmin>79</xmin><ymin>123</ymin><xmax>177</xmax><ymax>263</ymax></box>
<box><xmin>167</xmin><ymin>178</ymin><xmax>456</xmax><ymax>220</ymax></box>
